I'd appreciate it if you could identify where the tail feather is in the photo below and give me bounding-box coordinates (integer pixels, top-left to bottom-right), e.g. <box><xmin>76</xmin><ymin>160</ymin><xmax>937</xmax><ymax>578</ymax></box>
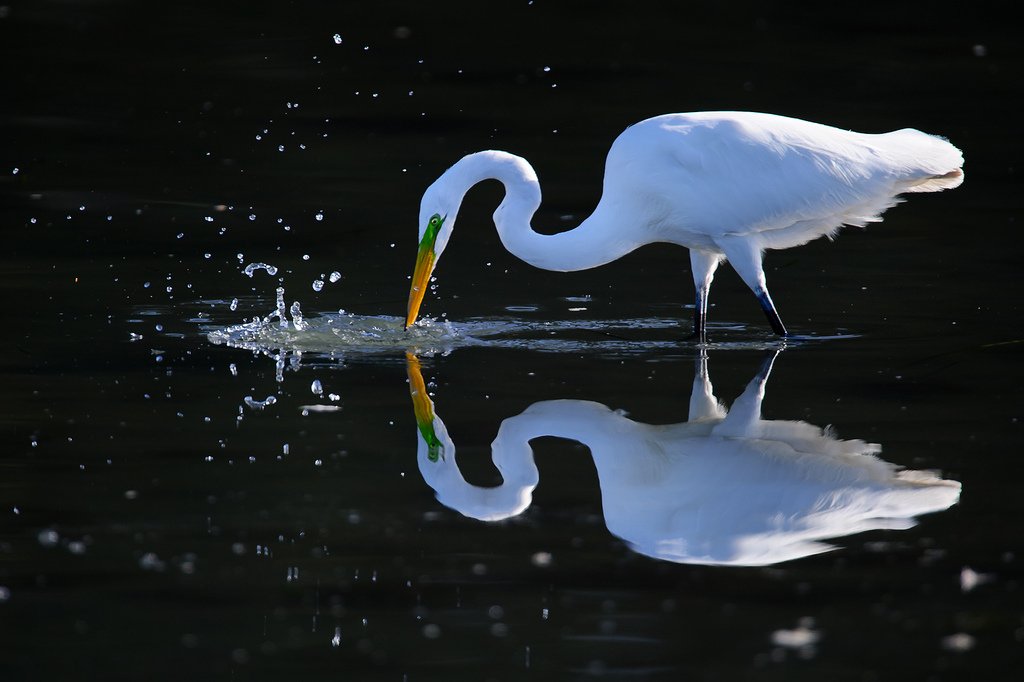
<box><xmin>902</xmin><ymin>168</ymin><xmax>964</xmax><ymax>193</ymax></box>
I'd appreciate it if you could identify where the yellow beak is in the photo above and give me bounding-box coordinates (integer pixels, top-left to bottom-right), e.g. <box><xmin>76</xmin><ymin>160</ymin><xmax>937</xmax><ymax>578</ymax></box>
<box><xmin>405</xmin><ymin>243</ymin><xmax>435</xmax><ymax>329</ymax></box>
<box><xmin>406</xmin><ymin>351</ymin><xmax>444</xmax><ymax>461</ymax></box>
<box><xmin>406</xmin><ymin>352</ymin><xmax>433</xmax><ymax>425</ymax></box>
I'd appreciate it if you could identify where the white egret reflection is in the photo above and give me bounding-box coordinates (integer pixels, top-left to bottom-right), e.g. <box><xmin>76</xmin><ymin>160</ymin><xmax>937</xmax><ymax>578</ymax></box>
<box><xmin>406</xmin><ymin>353</ymin><xmax>961</xmax><ymax>567</ymax></box>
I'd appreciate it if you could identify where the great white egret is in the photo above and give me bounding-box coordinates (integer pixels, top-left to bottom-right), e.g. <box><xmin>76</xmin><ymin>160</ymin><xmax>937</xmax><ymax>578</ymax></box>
<box><xmin>406</xmin><ymin>352</ymin><xmax>961</xmax><ymax>566</ymax></box>
<box><xmin>405</xmin><ymin>111</ymin><xmax>964</xmax><ymax>338</ymax></box>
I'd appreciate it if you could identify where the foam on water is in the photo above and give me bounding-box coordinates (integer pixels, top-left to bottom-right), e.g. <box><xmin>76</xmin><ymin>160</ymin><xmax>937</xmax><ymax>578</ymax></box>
<box><xmin>205</xmin><ymin>310</ymin><xmax>827</xmax><ymax>360</ymax></box>
<box><xmin>204</xmin><ymin>265</ymin><xmax>854</xmax><ymax>364</ymax></box>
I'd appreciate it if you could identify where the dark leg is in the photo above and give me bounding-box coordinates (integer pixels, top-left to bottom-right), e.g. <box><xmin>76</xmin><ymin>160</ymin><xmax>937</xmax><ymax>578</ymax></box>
<box><xmin>718</xmin><ymin>238</ymin><xmax>789</xmax><ymax>338</ymax></box>
<box><xmin>688</xmin><ymin>250</ymin><xmax>721</xmax><ymax>342</ymax></box>
<box><xmin>755</xmin><ymin>287</ymin><xmax>788</xmax><ymax>337</ymax></box>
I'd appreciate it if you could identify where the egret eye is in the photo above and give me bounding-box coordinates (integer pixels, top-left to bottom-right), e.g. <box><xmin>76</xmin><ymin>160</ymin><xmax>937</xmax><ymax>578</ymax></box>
<box><xmin>422</xmin><ymin>214</ymin><xmax>445</xmax><ymax>246</ymax></box>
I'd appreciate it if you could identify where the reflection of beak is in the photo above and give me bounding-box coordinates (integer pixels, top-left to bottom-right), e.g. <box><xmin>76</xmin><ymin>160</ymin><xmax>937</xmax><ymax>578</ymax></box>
<box><xmin>406</xmin><ymin>352</ymin><xmax>434</xmax><ymax>426</ymax></box>
<box><xmin>406</xmin><ymin>352</ymin><xmax>444</xmax><ymax>461</ymax></box>
<box><xmin>405</xmin><ymin>244</ymin><xmax>435</xmax><ymax>329</ymax></box>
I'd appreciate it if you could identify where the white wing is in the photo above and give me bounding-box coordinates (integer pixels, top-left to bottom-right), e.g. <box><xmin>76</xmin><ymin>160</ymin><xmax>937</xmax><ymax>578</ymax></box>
<box><xmin>605</xmin><ymin>111</ymin><xmax>963</xmax><ymax>251</ymax></box>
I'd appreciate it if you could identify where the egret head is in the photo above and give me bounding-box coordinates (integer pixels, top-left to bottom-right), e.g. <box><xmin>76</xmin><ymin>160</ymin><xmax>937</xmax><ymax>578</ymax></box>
<box><xmin>406</xmin><ymin>188</ymin><xmax>457</xmax><ymax>328</ymax></box>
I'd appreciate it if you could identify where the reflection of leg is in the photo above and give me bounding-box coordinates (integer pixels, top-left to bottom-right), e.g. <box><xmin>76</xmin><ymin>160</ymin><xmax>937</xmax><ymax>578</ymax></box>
<box><xmin>689</xmin><ymin>249</ymin><xmax>721</xmax><ymax>341</ymax></box>
<box><xmin>688</xmin><ymin>348</ymin><xmax>725</xmax><ymax>422</ymax></box>
<box><xmin>715</xmin><ymin>349</ymin><xmax>781</xmax><ymax>435</ymax></box>
<box><xmin>717</xmin><ymin>238</ymin><xmax>788</xmax><ymax>337</ymax></box>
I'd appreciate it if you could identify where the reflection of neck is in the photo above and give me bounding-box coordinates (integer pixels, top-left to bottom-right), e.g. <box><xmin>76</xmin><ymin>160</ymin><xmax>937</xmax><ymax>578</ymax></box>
<box><xmin>417</xmin><ymin>354</ymin><xmax>733</xmax><ymax>522</ymax></box>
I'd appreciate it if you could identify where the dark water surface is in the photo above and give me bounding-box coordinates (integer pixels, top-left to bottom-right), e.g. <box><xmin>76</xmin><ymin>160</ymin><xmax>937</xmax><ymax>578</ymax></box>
<box><xmin>3</xmin><ymin>2</ymin><xmax>1023</xmax><ymax>680</ymax></box>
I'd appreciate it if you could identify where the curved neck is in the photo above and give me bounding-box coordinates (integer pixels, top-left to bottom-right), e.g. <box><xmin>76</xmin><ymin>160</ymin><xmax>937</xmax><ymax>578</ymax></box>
<box><xmin>443</xmin><ymin>151</ymin><xmax>638</xmax><ymax>272</ymax></box>
<box><xmin>418</xmin><ymin>400</ymin><xmax>645</xmax><ymax>522</ymax></box>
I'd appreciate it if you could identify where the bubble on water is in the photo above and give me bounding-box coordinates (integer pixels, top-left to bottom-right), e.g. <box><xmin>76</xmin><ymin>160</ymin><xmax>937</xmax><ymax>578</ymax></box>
<box><xmin>942</xmin><ymin>632</ymin><xmax>975</xmax><ymax>652</ymax></box>
<box><xmin>531</xmin><ymin>552</ymin><xmax>553</xmax><ymax>567</ymax></box>
<box><xmin>139</xmin><ymin>552</ymin><xmax>167</xmax><ymax>572</ymax></box>
<box><xmin>312</xmin><ymin>279</ymin><xmax>324</xmax><ymax>292</ymax></box>
<box><xmin>38</xmin><ymin>530</ymin><xmax>60</xmax><ymax>547</ymax></box>
<box><xmin>243</xmin><ymin>262</ymin><xmax>278</xmax><ymax>277</ymax></box>
<box><xmin>772</xmin><ymin>618</ymin><xmax>820</xmax><ymax>650</ymax></box>
<box><xmin>329</xmin><ymin>271</ymin><xmax>341</xmax><ymax>283</ymax></box>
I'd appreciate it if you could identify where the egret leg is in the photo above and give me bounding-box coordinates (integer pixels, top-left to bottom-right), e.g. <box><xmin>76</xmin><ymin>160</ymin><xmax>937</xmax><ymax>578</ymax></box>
<box><xmin>714</xmin><ymin>349</ymin><xmax>781</xmax><ymax>436</ymax></box>
<box><xmin>717</xmin><ymin>238</ymin><xmax>788</xmax><ymax>337</ymax></box>
<box><xmin>689</xmin><ymin>249</ymin><xmax>721</xmax><ymax>341</ymax></box>
<box><xmin>688</xmin><ymin>348</ymin><xmax>726</xmax><ymax>422</ymax></box>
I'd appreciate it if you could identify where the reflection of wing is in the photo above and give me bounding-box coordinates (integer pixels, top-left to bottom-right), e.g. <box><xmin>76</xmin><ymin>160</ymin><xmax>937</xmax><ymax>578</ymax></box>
<box><xmin>405</xmin><ymin>352</ymin><xmax>961</xmax><ymax>567</ymax></box>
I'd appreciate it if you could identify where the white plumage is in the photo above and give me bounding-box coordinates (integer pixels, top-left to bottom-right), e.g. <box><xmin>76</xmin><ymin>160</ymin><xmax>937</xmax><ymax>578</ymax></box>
<box><xmin>408</xmin><ymin>353</ymin><xmax>961</xmax><ymax>567</ymax></box>
<box><xmin>406</xmin><ymin>111</ymin><xmax>963</xmax><ymax>337</ymax></box>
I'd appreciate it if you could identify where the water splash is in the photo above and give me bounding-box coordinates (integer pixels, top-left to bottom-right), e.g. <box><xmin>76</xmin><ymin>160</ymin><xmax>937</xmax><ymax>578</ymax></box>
<box><xmin>290</xmin><ymin>301</ymin><xmax>307</xmax><ymax>330</ymax></box>
<box><xmin>244</xmin><ymin>395</ymin><xmax>278</xmax><ymax>410</ymax></box>
<box><xmin>206</xmin><ymin>312</ymin><xmax>834</xmax><ymax>363</ymax></box>
<box><xmin>242</xmin><ymin>262</ymin><xmax>278</xmax><ymax>277</ymax></box>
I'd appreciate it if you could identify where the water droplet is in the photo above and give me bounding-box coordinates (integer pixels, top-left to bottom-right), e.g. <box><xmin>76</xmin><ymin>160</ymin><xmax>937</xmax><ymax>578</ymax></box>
<box><xmin>229</xmin><ymin>298</ymin><xmax>238</xmax><ymax>311</ymax></box>
<box><xmin>315</xmin><ymin>212</ymin><xmax>324</xmax><ymax>221</ymax></box>
<box><xmin>312</xmin><ymin>279</ymin><xmax>324</xmax><ymax>292</ymax></box>
<box><xmin>333</xmin><ymin>33</ymin><xmax>343</xmax><ymax>44</ymax></box>
<box><xmin>311</xmin><ymin>379</ymin><xmax>323</xmax><ymax>396</ymax></box>
<box><xmin>329</xmin><ymin>271</ymin><xmax>341</xmax><ymax>283</ymax></box>
<box><xmin>244</xmin><ymin>395</ymin><xmax>278</xmax><ymax>410</ymax></box>
<box><xmin>290</xmin><ymin>301</ymin><xmax>306</xmax><ymax>330</ymax></box>
<box><xmin>242</xmin><ymin>262</ymin><xmax>278</xmax><ymax>277</ymax></box>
